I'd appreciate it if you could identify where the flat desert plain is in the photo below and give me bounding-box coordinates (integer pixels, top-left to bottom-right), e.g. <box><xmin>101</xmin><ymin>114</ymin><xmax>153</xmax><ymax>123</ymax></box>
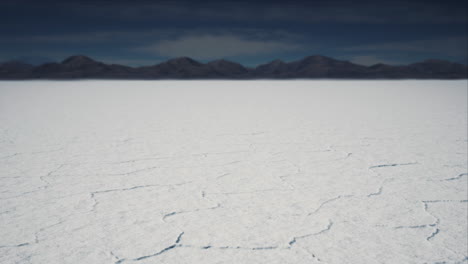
<box><xmin>0</xmin><ymin>80</ymin><xmax>467</xmax><ymax>263</ymax></box>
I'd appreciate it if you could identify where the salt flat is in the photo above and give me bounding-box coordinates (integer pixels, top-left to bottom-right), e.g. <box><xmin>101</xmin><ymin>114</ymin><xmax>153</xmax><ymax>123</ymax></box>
<box><xmin>0</xmin><ymin>80</ymin><xmax>467</xmax><ymax>264</ymax></box>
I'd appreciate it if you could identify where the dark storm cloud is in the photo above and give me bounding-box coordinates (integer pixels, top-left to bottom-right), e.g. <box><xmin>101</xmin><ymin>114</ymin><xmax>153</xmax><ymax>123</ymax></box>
<box><xmin>0</xmin><ymin>0</ymin><xmax>466</xmax><ymax>65</ymax></box>
<box><xmin>2</xmin><ymin>0</ymin><xmax>466</xmax><ymax>25</ymax></box>
<box><xmin>11</xmin><ymin>0</ymin><xmax>465</xmax><ymax>24</ymax></box>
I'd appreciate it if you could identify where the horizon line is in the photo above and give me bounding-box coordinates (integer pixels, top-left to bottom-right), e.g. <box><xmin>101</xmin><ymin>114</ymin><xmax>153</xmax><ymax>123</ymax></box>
<box><xmin>3</xmin><ymin>54</ymin><xmax>467</xmax><ymax>68</ymax></box>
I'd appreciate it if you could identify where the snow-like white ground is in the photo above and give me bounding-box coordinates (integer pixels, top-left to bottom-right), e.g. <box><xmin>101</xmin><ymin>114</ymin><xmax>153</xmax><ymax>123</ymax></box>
<box><xmin>0</xmin><ymin>80</ymin><xmax>467</xmax><ymax>264</ymax></box>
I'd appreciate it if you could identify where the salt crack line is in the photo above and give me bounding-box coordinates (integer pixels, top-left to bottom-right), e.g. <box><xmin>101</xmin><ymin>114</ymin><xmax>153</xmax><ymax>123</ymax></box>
<box><xmin>423</xmin><ymin>199</ymin><xmax>468</xmax><ymax>203</ymax></box>
<box><xmin>421</xmin><ymin>201</ymin><xmax>442</xmax><ymax>242</ymax></box>
<box><xmin>105</xmin><ymin>166</ymin><xmax>160</xmax><ymax>176</ymax></box>
<box><xmin>0</xmin><ymin>153</ymin><xmax>20</xmax><ymax>160</ymax></box>
<box><xmin>207</xmin><ymin>188</ymin><xmax>290</xmax><ymax>196</ymax></box>
<box><xmin>367</xmin><ymin>186</ymin><xmax>383</xmax><ymax>197</ymax></box>
<box><xmin>30</xmin><ymin>148</ymin><xmax>64</xmax><ymax>155</ymax></box>
<box><xmin>90</xmin><ymin>182</ymin><xmax>191</xmax><ymax>212</ymax></box>
<box><xmin>215</xmin><ymin>172</ymin><xmax>231</xmax><ymax>180</ymax></box>
<box><xmin>162</xmin><ymin>203</ymin><xmax>221</xmax><ymax>222</ymax></box>
<box><xmin>308</xmin><ymin>195</ymin><xmax>353</xmax><ymax>216</ymax></box>
<box><xmin>394</xmin><ymin>224</ymin><xmax>434</xmax><ymax>229</ymax></box>
<box><xmin>110</xmin><ymin>251</ymin><xmax>121</xmax><ymax>262</ymax></box>
<box><xmin>1</xmin><ymin>219</ymin><xmax>72</xmax><ymax>250</ymax></box>
<box><xmin>136</xmin><ymin>245</ymin><xmax>180</xmax><ymax>261</ymax></box>
<box><xmin>91</xmin><ymin>181</ymin><xmax>190</xmax><ymax>196</ymax></box>
<box><xmin>369</xmin><ymin>162</ymin><xmax>418</xmax><ymax>169</ymax></box>
<box><xmin>275</xmin><ymin>160</ymin><xmax>302</xmax><ymax>190</ymax></box>
<box><xmin>39</xmin><ymin>164</ymin><xmax>66</xmax><ymax>190</ymax></box>
<box><xmin>376</xmin><ymin>200</ymin><xmax>441</xmax><ymax>231</ymax></box>
<box><xmin>34</xmin><ymin>220</ymin><xmax>67</xmax><ymax>244</ymax></box>
<box><xmin>426</xmin><ymin>228</ymin><xmax>440</xmax><ymax>241</ymax></box>
<box><xmin>0</xmin><ymin>243</ymin><xmax>30</xmax><ymax>249</ymax></box>
<box><xmin>303</xmin><ymin>247</ymin><xmax>324</xmax><ymax>262</ymax></box>
<box><xmin>191</xmin><ymin>150</ymin><xmax>250</xmax><ymax>157</ymax></box>
<box><xmin>92</xmin><ymin>184</ymin><xmax>168</xmax><ymax>195</ymax></box>
<box><xmin>175</xmin><ymin>232</ymin><xmax>184</xmax><ymax>244</ymax></box>
<box><xmin>442</xmin><ymin>173</ymin><xmax>467</xmax><ymax>181</ymax></box>
<box><xmin>110</xmin><ymin>150</ymin><xmax>248</xmax><ymax>165</ymax></box>
<box><xmin>179</xmin><ymin>244</ymin><xmax>283</xmax><ymax>251</ymax></box>
<box><xmin>116</xmin><ymin>232</ymin><xmax>185</xmax><ymax>263</ymax></box>
<box><xmin>289</xmin><ymin>220</ymin><xmax>334</xmax><ymax>246</ymax></box>
<box><xmin>118</xmin><ymin>233</ymin><xmax>286</xmax><ymax>263</ymax></box>
<box><xmin>1</xmin><ymin>164</ymin><xmax>66</xmax><ymax>200</ymax></box>
<box><xmin>239</xmin><ymin>131</ymin><xmax>267</xmax><ymax>136</ymax></box>
<box><xmin>108</xmin><ymin>157</ymin><xmax>169</xmax><ymax>165</ymax></box>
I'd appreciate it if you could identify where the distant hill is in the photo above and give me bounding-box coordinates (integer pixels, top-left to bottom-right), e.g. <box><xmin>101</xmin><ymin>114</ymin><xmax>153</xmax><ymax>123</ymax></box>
<box><xmin>0</xmin><ymin>60</ymin><xmax>34</xmax><ymax>78</ymax></box>
<box><xmin>254</xmin><ymin>55</ymin><xmax>370</xmax><ymax>78</ymax></box>
<box><xmin>0</xmin><ymin>55</ymin><xmax>466</xmax><ymax>79</ymax></box>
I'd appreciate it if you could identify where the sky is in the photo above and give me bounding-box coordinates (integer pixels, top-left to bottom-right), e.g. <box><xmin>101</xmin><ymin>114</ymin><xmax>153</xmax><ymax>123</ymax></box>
<box><xmin>0</xmin><ymin>0</ymin><xmax>466</xmax><ymax>66</ymax></box>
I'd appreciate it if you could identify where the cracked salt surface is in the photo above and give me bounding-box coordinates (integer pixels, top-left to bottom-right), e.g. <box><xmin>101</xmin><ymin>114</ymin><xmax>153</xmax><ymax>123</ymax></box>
<box><xmin>0</xmin><ymin>80</ymin><xmax>467</xmax><ymax>263</ymax></box>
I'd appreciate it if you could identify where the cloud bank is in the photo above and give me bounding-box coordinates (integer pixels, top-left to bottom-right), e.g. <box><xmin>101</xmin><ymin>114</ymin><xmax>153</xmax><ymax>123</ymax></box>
<box><xmin>138</xmin><ymin>34</ymin><xmax>302</xmax><ymax>59</ymax></box>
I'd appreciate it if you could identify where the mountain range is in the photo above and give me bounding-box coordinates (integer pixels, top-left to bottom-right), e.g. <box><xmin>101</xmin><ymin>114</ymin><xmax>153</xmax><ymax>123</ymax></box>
<box><xmin>0</xmin><ymin>55</ymin><xmax>466</xmax><ymax>79</ymax></box>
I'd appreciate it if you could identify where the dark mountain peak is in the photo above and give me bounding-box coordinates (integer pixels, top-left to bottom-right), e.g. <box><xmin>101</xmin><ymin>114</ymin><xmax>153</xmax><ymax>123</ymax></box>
<box><xmin>296</xmin><ymin>55</ymin><xmax>342</xmax><ymax>65</ymax></box>
<box><xmin>256</xmin><ymin>59</ymin><xmax>285</xmax><ymax>68</ymax></box>
<box><xmin>300</xmin><ymin>55</ymin><xmax>337</xmax><ymax>63</ymax></box>
<box><xmin>165</xmin><ymin>57</ymin><xmax>202</xmax><ymax>67</ymax></box>
<box><xmin>253</xmin><ymin>59</ymin><xmax>288</xmax><ymax>77</ymax></box>
<box><xmin>293</xmin><ymin>55</ymin><xmax>351</xmax><ymax>69</ymax></box>
<box><xmin>60</xmin><ymin>55</ymin><xmax>106</xmax><ymax>70</ymax></box>
<box><xmin>1</xmin><ymin>55</ymin><xmax>466</xmax><ymax>79</ymax></box>
<box><xmin>61</xmin><ymin>55</ymin><xmax>100</xmax><ymax>67</ymax></box>
<box><xmin>207</xmin><ymin>59</ymin><xmax>249</xmax><ymax>76</ymax></box>
<box><xmin>286</xmin><ymin>55</ymin><xmax>368</xmax><ymax>78</ymax></box>
<box><xmin>140</xmin><ymin>57</ymin><xmax>211</xmax><ymax>78</ymax></box>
